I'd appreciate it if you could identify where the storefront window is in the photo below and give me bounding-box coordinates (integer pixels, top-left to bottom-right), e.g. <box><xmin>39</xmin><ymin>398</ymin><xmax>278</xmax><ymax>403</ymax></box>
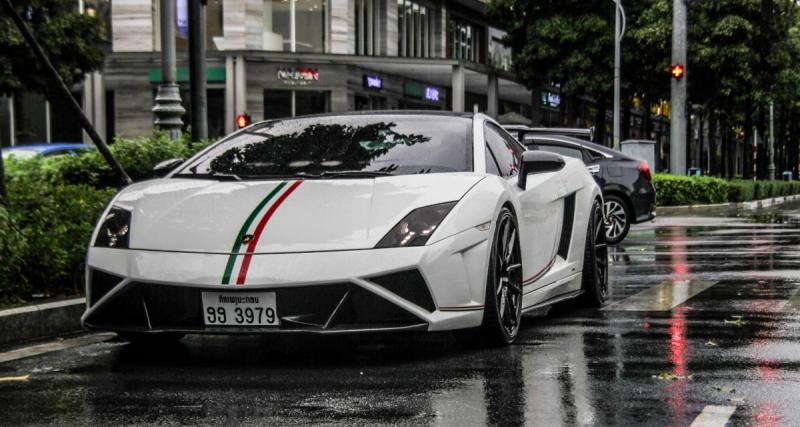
<box><xmin>264</xmin><ymin>90</ymin><xmax>330</xmax><ymax>119</ymax></box>
<box><xmin>397</xmin><ymin>0</ymin><xmax>434</xmax><ymax>58</ymax></box>
<box><xmin>355</xmin><ymin>0</ymin><xmax>381</xmax><ymax>55</ymax></box>
<box><xmin>264</xmin><ymin>0</ymin><xmax>325</xmax><ymax>53</ymax></box>
<box><xmin>13</xmin><ymin>93</ymin><xmax>48</xmax><ymax>145</ymax></box>
<box><xmin>448</xmin><ymin>17</ymin><xmax>483</xmax><ymax>63</ymax></box>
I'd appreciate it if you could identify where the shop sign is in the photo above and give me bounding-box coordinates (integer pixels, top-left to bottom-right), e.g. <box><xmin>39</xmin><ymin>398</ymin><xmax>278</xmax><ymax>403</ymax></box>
<box><xmin>403</xmin><ymin>82</ymin><xmax>441</xmax><ymax>102</ymax></box>
<box><xmin>363</xmin><ymin>75</ymin><xmax>383</xmax><ymax>90</ymax></box>
<box><xmin>541</xmin><ymin>91</ymin><xmax>560</xmax><ymax>108</ymax></box>
<box><xmin>277</xmin><ymin>66</ymin><xmax>320</xmax><ymax>86</ymax></box>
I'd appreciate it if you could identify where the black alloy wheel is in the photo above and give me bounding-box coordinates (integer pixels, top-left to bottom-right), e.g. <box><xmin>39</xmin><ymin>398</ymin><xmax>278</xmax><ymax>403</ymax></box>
<box><xmin>603</xmin><ymin>195</ymin><xmax>631</xmax><ymax>244</ymax></box>
<box><xmin>580</xmin><ymin>200</ymin><xmax>609</xmax><ymax>306</ymax></box>
<box><xmin>479</xmin><ymin>207</ymin><xmax>524</xmax><ymax>345</ymax></box>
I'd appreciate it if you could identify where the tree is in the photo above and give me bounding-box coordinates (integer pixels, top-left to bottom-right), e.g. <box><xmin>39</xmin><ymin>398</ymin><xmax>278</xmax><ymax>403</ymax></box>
<box><xmin>0</xmin><ymin>0</ymin><xmax>106</xmax><ymax>202</ymax></box>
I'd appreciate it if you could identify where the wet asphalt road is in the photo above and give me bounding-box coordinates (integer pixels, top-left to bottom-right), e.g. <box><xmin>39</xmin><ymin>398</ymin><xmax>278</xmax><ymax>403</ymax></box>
<box><xmin>3</xmin><ymin>205</ymin><xmax>800</xmax><ymax>426</ymax></box>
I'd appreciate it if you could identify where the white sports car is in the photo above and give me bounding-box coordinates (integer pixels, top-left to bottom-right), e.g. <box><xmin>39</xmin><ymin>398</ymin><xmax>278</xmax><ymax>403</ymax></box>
<box><xmin>82</xmin><ymin>112</ymin><xmax>606</xmax><ymax>345</ymax></box>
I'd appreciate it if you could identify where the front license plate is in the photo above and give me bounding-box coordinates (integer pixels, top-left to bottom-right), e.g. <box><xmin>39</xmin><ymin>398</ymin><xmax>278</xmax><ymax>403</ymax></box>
<box><xmin>201</xmin><ymin>292</ymin><xmax>279</xmax><ymax>326</ymax></box>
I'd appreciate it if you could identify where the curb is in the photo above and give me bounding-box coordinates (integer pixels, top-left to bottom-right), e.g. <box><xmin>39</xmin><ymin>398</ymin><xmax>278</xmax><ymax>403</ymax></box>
<box><xmin>657</xmin><ymin>194</ymin><xmax>800</xmax><ymax>216</ymax></box>
<box><xmin>0</xmin><ymin>298</ymin><xmax>85</xmax><ymax>346</ymax></box>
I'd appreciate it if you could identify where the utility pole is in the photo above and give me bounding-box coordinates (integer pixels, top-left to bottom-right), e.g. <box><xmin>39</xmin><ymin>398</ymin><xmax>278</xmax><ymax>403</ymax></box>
<box><xmin>189</xmin><ymin>0</ymin><xmax>208</xmax><ymax>141</ymax></box>
<box><xmin>670</xmin><ymin>0</ymin><xmax>688</xmax><ymax>175</ymax></box>
<box><xmin>152</xmin><ymin>0</ymin><xmax>185</xmax><ymax>139</ymax></box>
<box><xmin>612</xmin><ymin>0</ymin><xmax>626</xmax><ymax>150</ymax></box>
<box><xmin>768</xmin><ymin>101</ymin><xmax>776</xmax><ymax>180</ymax></box>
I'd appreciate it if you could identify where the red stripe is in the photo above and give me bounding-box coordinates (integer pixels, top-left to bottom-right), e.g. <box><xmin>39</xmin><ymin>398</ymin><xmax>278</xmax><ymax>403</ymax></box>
<box><xmin>523</xmin><ymin>256</ymin><xmax>556</xmax><ymax>285</ymax></box>
<box><xmin>235</xmin><ymin>180</ymin><xmax>303</xmax><ymax>285</ymax></box>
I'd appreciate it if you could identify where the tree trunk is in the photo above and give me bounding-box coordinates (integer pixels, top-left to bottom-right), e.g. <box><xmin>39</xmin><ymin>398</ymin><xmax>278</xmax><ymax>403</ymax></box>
<box><xmin>0</xmin><ymin>147</ymin><xmax>6</xmax><ymax>205</ymax></box>
<box><xmin>709</xmin><ymin>113</ymin><xmax>718</xmax><ymax>176</ymax></box>
<box><xmin>595</xmin><ymin>97</ymin><xmax>608</xmax><ymax>147</ymax></box>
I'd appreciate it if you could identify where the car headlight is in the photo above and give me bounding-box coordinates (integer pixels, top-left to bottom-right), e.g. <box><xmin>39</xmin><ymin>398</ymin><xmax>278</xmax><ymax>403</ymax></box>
<box><xmin>376</xmin><ymin>202</ymin><xmax>457</xmax><ymax>248</ymax></box>
<box><xmin>94</xmin><ymin>206</ymin><xmax>131</xmax><ymax>248</ymax></box>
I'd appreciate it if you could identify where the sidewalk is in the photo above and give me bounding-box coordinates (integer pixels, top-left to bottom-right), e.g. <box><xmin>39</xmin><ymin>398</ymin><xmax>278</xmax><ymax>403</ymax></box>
<box><xmin>657</xmin><ymin>194</ymin><xmax>800</xmax><ymax>216</ymax></box>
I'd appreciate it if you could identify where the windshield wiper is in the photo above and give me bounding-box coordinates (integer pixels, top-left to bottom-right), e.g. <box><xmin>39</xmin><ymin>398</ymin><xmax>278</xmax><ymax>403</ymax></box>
<box><xmin>173</xmin><ymin>172</ymin><xmax>242</xmax><ymax>181</ymax></box>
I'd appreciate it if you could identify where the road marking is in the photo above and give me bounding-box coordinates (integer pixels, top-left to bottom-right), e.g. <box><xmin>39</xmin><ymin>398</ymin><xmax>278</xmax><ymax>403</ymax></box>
<box><xmin>0</xmin><ymin>333</ymin><xmax>116</xmax><ymax>365</ymax></box>
<box><xmin>689</xmin><ymin>405</ymin><xmax>737</xmax><ymax>427</ymax></box>
<box><xmin>782</xmin><ymin>288</ymin><xmax>800</xmax><ymax>312</ymax></box>
<box><xmin>602</xmin><ymin>280</ymin><xmax>718</xmax><ymax>311</ymax></box>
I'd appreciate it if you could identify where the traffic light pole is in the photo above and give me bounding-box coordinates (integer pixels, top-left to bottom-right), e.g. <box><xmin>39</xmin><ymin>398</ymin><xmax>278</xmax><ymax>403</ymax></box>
<box><xmin>670</xmin><ymin>0</ymin><xmax>688</xmax><ymax>175</ymax></box>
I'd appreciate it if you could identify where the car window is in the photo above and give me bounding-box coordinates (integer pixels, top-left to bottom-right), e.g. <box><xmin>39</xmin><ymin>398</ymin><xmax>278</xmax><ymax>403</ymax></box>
<box><xmin>180</xmin><ymin>114</ymin><xmax>474</xmax><ymax>177</ymax></box>
<box><xmin>1</xmin><ymin>149</ymin><xmax>38</xmax><ymax>160</ymax></box>
<box><xmin>485</xmin><ymin>145</ymin><xmax>501</xmax><ymax>176</ymax></box>
<box><xmin>43</xmin><ymin>149</ymin><xmax>71</xmax><ymax>157</ymax></box>
<box><xmin>531</xmin><ymin>143</ymin><xmax>584</xmax><ymax>161</ymax></box>
<box><xmin>484</xmin><ymin>123</ymin><xmax>520</xmax><ymax>177</ymax></box>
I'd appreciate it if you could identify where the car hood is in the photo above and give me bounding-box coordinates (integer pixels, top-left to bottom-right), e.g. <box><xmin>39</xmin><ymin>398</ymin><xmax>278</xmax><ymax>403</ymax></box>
<box><xmin>115</xmin><ymin>174</ymin><xmax>483</xmax><ymax>253</ymax></box>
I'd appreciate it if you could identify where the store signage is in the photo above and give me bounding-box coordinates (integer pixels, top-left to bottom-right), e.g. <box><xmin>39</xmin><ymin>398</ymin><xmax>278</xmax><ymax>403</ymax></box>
<box><xmin>276</xmin><ymin>66</ymin><xmax>320</xmax><ymax>86</ymax></box>
<box><xmin>403</xmin><ymin>82</ymin><xmax>441</xmax><ymax>102</ymax></box>
<box><xmin>541</xmin><ymin>91</ymin><xmax>560</xmax><ymax>108</ymax></box>
<box><xmin>425</xmin><ymin>87</ymin><xmax>440</xmax><ymax>102</ymax></box>
<box><xmin>363</xmin><ymin>75</ymin><xmax>383</xmax><ymax>90</ymax></box>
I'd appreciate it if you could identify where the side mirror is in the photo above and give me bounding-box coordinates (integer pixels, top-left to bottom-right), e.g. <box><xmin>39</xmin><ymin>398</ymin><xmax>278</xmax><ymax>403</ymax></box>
<box><xmin>153</xmin><ymin>158</ymin><xmax>184</xmax><ymax>177</ymax></box>
<box><xmin>517</xmin><ymin>151</ymin><xmax>566</xmax><ymax>189</ymax></box>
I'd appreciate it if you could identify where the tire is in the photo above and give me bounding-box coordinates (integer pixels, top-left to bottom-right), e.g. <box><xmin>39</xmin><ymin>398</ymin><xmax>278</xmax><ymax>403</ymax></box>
<box><xmin>603</xmin><ymin>194</ymin><xmax>631</xmax><ymax>245</ymax></box>
<box><xmin>466</xmin><ymin>207</ymin><xmax>524</xmax><ymax>346</ymax></box>
<box><xmin>118</xmin><ymin>332</ymin><xmax>185</xmax><ymax>346</ymax></box>
<box><xmin>580</xmin><ymin>199</ymin><xmax>609</xmax><ymax>307</ymax></box>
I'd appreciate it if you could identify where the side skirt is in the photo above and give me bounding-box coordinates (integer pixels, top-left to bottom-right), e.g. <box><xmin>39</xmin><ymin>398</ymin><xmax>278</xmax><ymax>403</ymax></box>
<box><xmin>521</xmin><ymin>272</ymin><xmax>582</xmax><ymax>312</ymax></box>
<box><xmin>522</xmin><ymin>289</ymin><xmax>583</xmax><ymax>314</ymax></box>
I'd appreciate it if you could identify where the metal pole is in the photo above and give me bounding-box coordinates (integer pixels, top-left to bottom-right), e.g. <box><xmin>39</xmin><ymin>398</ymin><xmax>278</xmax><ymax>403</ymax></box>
<box><xmin>670</xmin><ymin>0</ymin><xmax>687</xmax><ymax>175</ymax></box>
<box><xmin>768</xmin><ymin>101</ymin><xmax>776</xmax><ymax>180</ymax></box>
<box><xmin>0</xmin><ymin>0</ymin><xmax>132</xmax><ymax>188</ymax></box>
<box><xmin>189</xmin><ymin>0</ymin><xmax>208</xmax><ymax>141</ymax></box>
<box><xmin>612</xmin><ymin>0</ymin><xmax>625</xmax><ymax>150</ymax></box>
<box><xmin>152</xmin><ymin>0</ymin><xmax>185</xmax><ymax>139</ymax></box>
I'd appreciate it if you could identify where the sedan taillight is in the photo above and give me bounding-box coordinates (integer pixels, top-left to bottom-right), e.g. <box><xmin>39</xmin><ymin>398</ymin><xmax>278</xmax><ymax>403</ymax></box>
<box><xmin>639</xmin><ymin>160</ymin><xmax>652</xmax><ymax>181</ymax></box>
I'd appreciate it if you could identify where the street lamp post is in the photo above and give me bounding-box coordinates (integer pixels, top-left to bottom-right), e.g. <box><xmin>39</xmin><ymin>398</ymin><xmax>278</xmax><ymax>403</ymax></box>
<box><xmin>612</xmin><ymin>0</ymin><xmax>626</xmax><ymax>150</ymax></box>
<box><xmin>768</xmin><ymin>101</ymin><xmax>776</xmax><ymax>180</ymax></box>
<box><xmin>152</xmin><ymin>0</ymin><xmax>185</xmax><ymax>139</ymax></box>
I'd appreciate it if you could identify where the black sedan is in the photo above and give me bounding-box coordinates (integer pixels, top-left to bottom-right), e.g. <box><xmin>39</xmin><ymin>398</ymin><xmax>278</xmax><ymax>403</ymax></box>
<box><xmin>522</xmin><ymin>134</ymin><xmax>656</xmax><ymax>244</ymax></box>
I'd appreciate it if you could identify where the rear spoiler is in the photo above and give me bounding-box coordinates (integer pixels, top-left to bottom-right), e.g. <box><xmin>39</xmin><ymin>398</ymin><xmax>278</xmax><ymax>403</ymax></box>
<box><xmin>502</xmin><ymin>125</ymin><xmax>595</xmax><ymax>142</ymax></box>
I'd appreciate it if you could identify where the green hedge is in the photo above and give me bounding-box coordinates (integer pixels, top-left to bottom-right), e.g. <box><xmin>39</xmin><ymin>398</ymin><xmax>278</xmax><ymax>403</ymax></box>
<box><xmin>653</xmin><ymin>174</ymin><xmax>800</xmax><ymax>206</ymax></box>
<box><xmin>0</xmin><ymin>133</ymin><xmax>210</xmax><ymax>305</ymax></box>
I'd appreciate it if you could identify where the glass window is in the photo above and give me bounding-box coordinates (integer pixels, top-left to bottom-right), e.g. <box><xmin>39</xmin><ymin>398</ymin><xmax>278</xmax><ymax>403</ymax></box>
<box><xmin>179</xmin><ymin>115</ymin><xmax>474</xmax><ymax>178</ymax></box>
<box><xmin>263</xmin><ymin>0</ymin><xmax>324</xmax><ymax>52</ymax></box>
<box><xmin>264</xmin><ymin>90</ymin><xmax>293</xmax><ymax>119</ymax></box>
<box><xmin>488</xmin><ymin>28</ymin><xmax>511</xmax><ymax>71</ymax></box>
<box><xmin>530</xmin><ymin>143</ymin><xmax>584</xmax><ymax>161</ymax></box>
<box><xmin>13</xmin><ymin>93</ymin><xmax>48</xmax><ymax>144</ymax></box>
<box><xmin>485</xmin><ymin>145</ymin><xmax>500</xmax><ymax>176</ymax></box>
<box><xmin>84</xmin><ymin>0</ymin><xmax>112</xmax><ymax>43</ymax></box>
<box><xmin>448</xmin><ymin>17</ymin><xmax>483</xmax><ymax>63</ymax></box>
<box><xmin>355</xmin><ymin>0</ymin><xmax>381</xmax><ymax>55</ymax></box>
<box><xmin>484</xmin><ymin>123</ymin><xmax>521</xmax><ymax>177</ymax></box>
<box><xmin>50</xmin><ymin>90</ymin><xmax>84</xmax><ymax>142</ymax></box>
<box><xmin>264</xmin><ymin>90</ymin><xmax>330</xmax><ymax>119</ymax></box>
<box><xmin>398</xmin><ymin>0</ymin><xmax>434</xmax><ymax>58</ymax></box>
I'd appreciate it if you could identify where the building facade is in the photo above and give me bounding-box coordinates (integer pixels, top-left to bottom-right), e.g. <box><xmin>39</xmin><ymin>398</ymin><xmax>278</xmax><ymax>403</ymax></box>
<box><xmin>0</xmin><ymin>0</ymin><xmax>535</xmax><ymax>144</ymax></box>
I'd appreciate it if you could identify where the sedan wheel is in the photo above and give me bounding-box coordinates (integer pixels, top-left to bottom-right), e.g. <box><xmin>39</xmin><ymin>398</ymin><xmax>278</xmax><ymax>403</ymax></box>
<box><xmin>603</xmin><ymin>195</ymin><xmax>631</xmax><ymax>245</ymax></box>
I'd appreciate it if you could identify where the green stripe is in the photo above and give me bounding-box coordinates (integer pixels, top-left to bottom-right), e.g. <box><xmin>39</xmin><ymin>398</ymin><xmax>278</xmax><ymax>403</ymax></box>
<box><xmin>221</xmin><ymin>182</ymin><xmax>288</xmax><ymax>284</ymax></box>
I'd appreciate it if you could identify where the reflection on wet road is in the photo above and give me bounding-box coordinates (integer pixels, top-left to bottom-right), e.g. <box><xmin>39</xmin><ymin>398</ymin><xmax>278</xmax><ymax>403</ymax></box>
<box><xmin>3</xmin><ymin>204</ymin><xmax>800</xmax><ymax>425</ymax></box>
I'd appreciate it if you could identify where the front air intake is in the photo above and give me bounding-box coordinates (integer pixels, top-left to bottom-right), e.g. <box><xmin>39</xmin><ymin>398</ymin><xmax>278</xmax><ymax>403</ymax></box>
<box><xmin>368</xmin><ymin>269</ymin><xmax>436</xmax><ymax>312</ymax></box>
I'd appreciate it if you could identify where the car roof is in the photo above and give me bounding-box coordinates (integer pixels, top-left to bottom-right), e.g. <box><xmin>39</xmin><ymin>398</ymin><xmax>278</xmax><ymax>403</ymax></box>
<box><xmin>252</xmin><ymin>110</ymin><xmax>474</xmax><ymax>125</ymax></box>
<box><xmin>2</xmin><ymin>143</ymin><xmax>92</xmax><ymax>153</ymax></box>
<box><xmin>523</xmin><ymin>134</ymin><xmax>633</xmax><ymax>160</ymax></box>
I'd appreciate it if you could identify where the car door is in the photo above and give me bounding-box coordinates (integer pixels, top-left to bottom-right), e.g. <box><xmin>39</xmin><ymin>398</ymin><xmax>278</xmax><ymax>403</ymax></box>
<box><xmin>485</xmin><ymin>123</ymin><xmax>564</xmax><ymax>288</ymax></box>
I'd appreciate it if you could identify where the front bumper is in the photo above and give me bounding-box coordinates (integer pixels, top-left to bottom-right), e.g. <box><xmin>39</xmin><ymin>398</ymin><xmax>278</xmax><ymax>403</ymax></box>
<box><xmin>82</xmin><ymin>228</ymin><xmax>490</xmax><ymax>334</ymax></box>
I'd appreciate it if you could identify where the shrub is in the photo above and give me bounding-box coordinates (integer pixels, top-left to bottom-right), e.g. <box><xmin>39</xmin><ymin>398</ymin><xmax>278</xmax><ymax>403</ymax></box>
<box><xmin>652</xmin><ymin>174</ymin><xmax>728</xmax><ymax>206</ymax></box>
<box><xmin>728</xmin><ymin>180</ymin><xmax>755</xmax><ymax>203</ymax></box>
<box><xmin>4</xmin><ymin>133</ymin><xmax>212</xmax><ymax>189</ymax></box>
<box><xmin>0</xmin><ymin>206</ymin><xmax>29</xmax><ymax>305</ymax></box>
<box><xmin>5</xmin><ymin>181</ymin><xmax>116</xmax><ymax>298</ymax></box>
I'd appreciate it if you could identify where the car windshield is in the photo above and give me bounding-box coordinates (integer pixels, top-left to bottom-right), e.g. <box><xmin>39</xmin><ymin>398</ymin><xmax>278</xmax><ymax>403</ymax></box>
<box><xmin>178</xmin><ymin>114</ymin><xmax>473</xmax><ymax>178</ymax></box>
<box><xmin>1</xmin><ymin>149</ymin><xmax>37</xmax><ymax>160</ymax></box>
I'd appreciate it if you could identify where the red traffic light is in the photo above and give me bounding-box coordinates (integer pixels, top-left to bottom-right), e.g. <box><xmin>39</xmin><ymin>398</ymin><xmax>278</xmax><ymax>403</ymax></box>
<box><xmin>235</xmin><ymin>113</ymin><xmax>251</xmax><ymax>129</ymax></box>
<box><xmin>670</xmin><ymin>64</ymin><xmax>685</xmax><ymax>79</ymax></box>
